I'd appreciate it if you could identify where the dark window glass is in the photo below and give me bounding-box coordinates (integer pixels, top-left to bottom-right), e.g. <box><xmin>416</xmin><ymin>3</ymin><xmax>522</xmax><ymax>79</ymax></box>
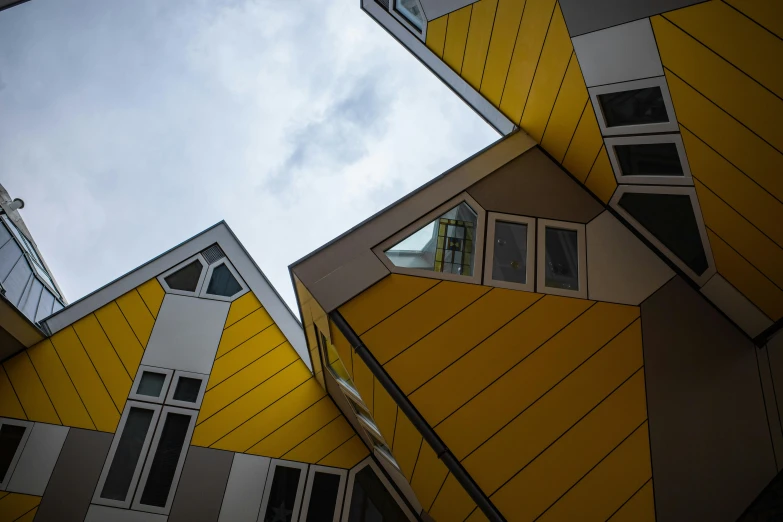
<box><xmin>263</xmin><ymin>465</ymin><xmax>302</xmax><ymax>522</ymax></box>
<box><xmin>544</xmin><ymin>228</ymin><xmax>579</xmax><ymax>291</ymax></box>
<box><xmin>139</xmin><ymin>413</ymin><xmax>191</xmax><ymax>507</ymax></box>
<box><xmin>615</xmin><ymin>143</ymin><xmax>683</xmax><ymax>177</ymax></box>
<box><xmin>598</xmin><ymin>87</ymin><xmax>668</xmax><ymax>127</ymax></box>
<box><xmin>0</xmin><ymin>424</ymin><xmax>26</xmax><ymax>483</ymax></box>
<box><xmin>492</xmin><ymin>222</ymin><xmax>528</xmax><ymax>285</ymax></box>
<box><xmin>164</xmin><ymin>260</ymin><xmax>203</xmax><ymax>292</ymax></box>
<box><xmin>101</xmin><ymin>408</ymin><xmax>155</xmax><ymax>501</ymax></box>
<box><xmin>137</xmin><ymin>371</ymin><xmax>166</xmax><ymax>398</ymax></box>
<box><xmin>173</xmin><ymin>377</ymin><xmax>202</xmax><ymax>403</ymax></box>
<box><xmin>348</xmin><ymin>467</ymin><xmax>407</xmax><ymax>522</ymax></box>
<box><xmin>305</xmin><ymin>472</ymin><xmax>341</xmax><ymax>522</ymax></box>
<box><xmin>206</xmin><ymin>264</ymin><xmax>242</xmax><ymax>297</ymax></box>
<box><xmin>619</xmin><ymin>192</ymin><xmax>709</xmax><ymax>275</ymax></box>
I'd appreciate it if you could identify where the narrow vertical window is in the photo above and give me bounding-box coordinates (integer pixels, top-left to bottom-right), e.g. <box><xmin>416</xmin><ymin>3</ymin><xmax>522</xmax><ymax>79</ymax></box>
<box><xmin>100</xmin><ymin>408</ymin><xmax>155</xmax><ymax>502</ymax></box>
<box><xmin>262</xmin><ymin>465</ymin><xmax>303</xmax><ymax>522</ymax></box>
<box><xmin>304</xmin><ymin>472</ymin><xmax>341</xmax><ymax>522</ymax></box>
<box><xmin>0</xmin><ymin>423</ymin><xmax>27</xmax><ymax>485</ymax></box>
<box><xmin>544</xmin><ymin>227</ymin><xmax>580</xmax><ymax>291</ymax></box>
<box><xmin>137</xmin><ymin>410</ymin><xmax>194</xmax><ymax>509</ymax></box>
<box><xmin>492</xmin><ymin>221</ymin><xmax>529</xmax><ymax>285</ymax></box>
<box><xmin>347</xmin><ymin>467</ymin><xmax>408</xmax><ymax>522</ymax></box>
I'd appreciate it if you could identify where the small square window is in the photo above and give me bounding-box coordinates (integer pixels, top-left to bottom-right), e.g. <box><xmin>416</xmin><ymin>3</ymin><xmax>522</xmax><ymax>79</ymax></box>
<box><xmin>536</xmin><ymin>220</ymin><xmax>587</xmax><ymax>299</ymax></box>
<box><xmin>589</xmin><ymin>77</ymin><xmax>678</xmax><ymax>135</ymax></box>
<box><xmin>137</xmin><ymin>372</ymin><xmax>166</xmax><ymax>398</ymax></box>
<box><xmin>605</xmin><ymin>134</ymin><xmax>693</xmax><ymax>186</ymax></box>
<box><xmin>165</xmin><ymin>371</ymin><xmax>207</xmax><ymax>409</ymax></box>
<box><xmin>129</xmin><ymin>367</ymin><xmax>173</xmax><ymax>404</ymax></box>
<box><xmin>484</xmin><ymin>214</ymin><xmax>535</xmax><ymax>292</ymax></box>
<box><xmin>173</xmin><ymin>377</ymin><xmax>202</xmax><ymax>403</ymax></box>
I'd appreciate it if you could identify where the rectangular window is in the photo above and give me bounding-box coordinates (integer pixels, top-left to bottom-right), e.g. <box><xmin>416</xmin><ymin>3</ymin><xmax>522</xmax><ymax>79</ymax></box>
<box><xmin>300</xmin><ymin>466</ymin><xmax>347</xmax><ymax>522</ymax></box>
<box><xmin>128</xmin><ymin>366</ymin><xmax>173</xmax><ymax>404</ymax></box>
<box><xmin>346</xmin><ymin>463</ymin><xmax>412</xmax><ymax>522</ymax></box>
<box><xmin>0</xmin><ymin>419</ymin><xmax>31</xmax><ymax>488</ymax></box>
<box><xmin>598</xmin><ymin>86</ymin><xmax>668</xmax><ymax>127</ymax></box>
<box><xmin>259</xmin><ymin>460</ymin><xmax>308</xmax><ymax>522</ymax></box>
<box><xmin>484</xmin><ymin>214</ymin><xmax>535</xmax><ymax>292</ymax></box>
<box><xmin>165</xmin><ymin>371</ymin><xmax>207</xmax><ymax>409</ymax></box>
<box><xmin>605</xmin><ymin>134</ymin><xmax>693</xmax><ymax>186</ymax></box>
<box><xmin>536</xmin><ymin>220</ymin><xmax>587</xmax><ymax>299</ymax></box>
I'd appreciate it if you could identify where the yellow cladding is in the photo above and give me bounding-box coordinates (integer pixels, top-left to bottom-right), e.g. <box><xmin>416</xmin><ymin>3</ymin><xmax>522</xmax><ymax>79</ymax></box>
<box><xmin>318</xmin><ymin>435</ymin><xmax>370</xmax><ymax>469</ymax></box>
<box><xmin>4</xmin><ymin>353</ymin><xmax>59</xmax><ymax>425</ymax></box>
<box><xmin>425</xmin><ymin>15</ymin><xmax>447</xmax><ymax>57</ymax></box>
<box><xmin>94</xmin><ymin>301</ymin><xmax>144</xmax><ymax>377</ymax></box>
<box><xmin>538</xmin><ymin>425</ymin><xmax>651</xmax><ymax>522</ymax></box>
<box><xmin>0</xmin><ymin>493</ymin><xmax>40</xmax><ymax>522</ymax></box>
<box><xmin>608</xmin><ymin>481</ymin><xmax>655</xmax><ymax>522</ymax></box>
<box><xmin>339</xmin><ymin>274</ymin><xmax>437</xmax><ymax>336</ymax></box>
<box><xmin>248</xmin><ymin>397</ymin><xmax>340</xmax><ymax>457</ymax></box>
<box><xmin>442</xmin><ymin>6</ymin><xmax>472</xmax><ymax>73</ymax></box>
<box><xmin>498</xmin><ymin>0</ymin><xmax>557</xmax><ymax>122</ymax></box>
<box><xmin>216</xmin><ymin>307</ymin><xmax>274</xmax><ymax>358</ymax></box>
<box><xmin>330</xmin><ymin>322</ymin><xmax>354</xmax><ymax>379</ymax></box>
<box><xmin>725</xmin><ymin>0</ymin><xmax>782</xmax><ymax>39</ymax></box>
<box><xmin>519</xmin><ymin>6</ymin><xmax>572</xmax><ymax>141</ymax></box>
<box><xmin>429</xmin><ymin>474</ymin><xmax>478</xmax><ymax>521</ymax></box>
<box><xmin>440</xmin><ymin>307</ymin><xmax>641</xmax><ymax>461</ymax></box>
<box><xmin>50</xmin><ymin>327</ymin><xmax>120</xmax><ymax>432</ymax></box>
<box><xmin>585</xmin><ymin>147</ymin><xmax>617</xmax><ymax>203</ymax></box>
<box><xmin>137</xmin><ymin>278</ymin><xmax>165</xmax><ymax>318</ymax></box>
<box><xmin>207</xmin><ymin>326</ymin><xmax>287</xmax><ymax>390</ymax></box>
<box><xmin>489</xmin><ymin>371</ymin><xmax>648</xmax><ymax>520</ymax></box>
<box><xmin>361</xmin><ymin>281</ymin><xmax>490</xmax><ymax>365</ymax></box>
<box><xmin>72</xmin><ymin>314</ymin><xmax>132</xmax><ymax>411</ymax></box>
<box><xmin>384</xmin><ymin>289</ymin><xmax>542</xmax><ymax>395</ymax></box>
<box><xmin>410</xmin><ymin>295</ymin><xmax>593</xmax><ymax>426</ymax></box>
<box><xmin>0</xmin><ymin>367</ymin><xmax>25</xmax><ymax>419</ymax></box>
<box><xmin>283</xmin><ymin>416</ymin><xmax>355</xmax><ymax>463</ymax></box>
<box><xmin>562</xmin><ymin>105</ymin><xmax>603</xmax><ymax>182</ymax></box>
<box><xmin>224</xmin><ymin>291</ymin><xmax>262</xmax><ymax>329</ymax></box>
<box><xmin>480</xmin><ymin>0</ymin><xmax>527</xmax><ymax>107</ymax></box>
<box><xmin>116</xmin><ymin>289</ymin><xmax>155</xmax><ymax>347</ymax></box>
<box><xmin>392</xmin><ymin>411</ymin><xmax>422</xmax><ymax>481</ymax></box>
<box><xmin>653</xmin><ymin>16</ymin><xmax>783</xmax><ymax>152</ymax></box>
<box><xmin>410</xmin><ymin>442</ymin><xmax>449</xmax><ymax>511</ymax></box>
<box><xmin>373</xmin><ymin>378</ymin><xmax>398</xmax><ymax>445</ymax></box>
<box><xmin>352</xmin><ymin>355</ymin><xmax>374</xmax><ymax>416</ymax></box>
<box><xmin>541</xmin><ymin>56</ymin><xmax>589</xmax><ymax>161</ymax></box>
<box><xmin>461</xmin><ymin>0</ymin><xmax>498</xmax><ymax>90</ymax></box>
<box><xmin>16</xmin><ymin>507</ymin><xmax>37</xmax><ymax>522</ymax></box>
<box><xmin>26</xmin><ymin>340</ymin><xmax>93</xmax><ymax>429</ymax></box>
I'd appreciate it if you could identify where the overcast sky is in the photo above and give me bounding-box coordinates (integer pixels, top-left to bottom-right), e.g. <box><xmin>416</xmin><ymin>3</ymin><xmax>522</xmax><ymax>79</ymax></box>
<box><xmin>0</xmin><ymin>0</ymin><xmax>498</xmax><ymax>311</ymax></box>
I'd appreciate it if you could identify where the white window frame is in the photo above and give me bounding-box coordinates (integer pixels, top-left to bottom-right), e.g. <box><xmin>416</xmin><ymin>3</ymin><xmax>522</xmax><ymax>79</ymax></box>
<box><xmin>299</xmin><ymin>465</ymin><xmax>348</xmax><ymax>522</ymax></box>
<box><xmin>157</xmin><ymin>254</ymin><xmax>209</xmax><ymax>297</ymax></box>
<box><xmin>388</xmin><ymin>0</ymin><xmax>427</xmax><ymax>42</ymax></box>
<box><xmin>165</xmin><ymin>370</ymin><xmax>208</xmax><ymax>409</ymax></box>
<box><xmin>340</xmin><ymin>457</ymin><xmax>416</xmax><ymax>522</ymax></box>
<box><xmin>605</xmin><ymin>134</ymin><xmax>693</xmax><ymax>186</ymax></box>
<box><xmin>131</xmin><ymin>405</ymin><xmax>198</xmax><ymax>515</ymax></box>
<box><xmin>373</xmin><ymin>193</ymin><xmax>486</xmax><ymax>285</ymax></box>
<box><xmin>0</xmin><ymin>418</ymin><xmax>33</xmax><ymax>490</ymax></box>
<box><xmin>536</xmin><ymin>219</ymin><xmax>588</xmax><ymax>299</ymax></box>
<box><xmin>199</xmin><ymin>258</ymin><xmax>249</xmax><ymax>302</ymax></box>
<box><xmin>257</xmin><ymin>459</ymin><xmax>309</xmax><ymax>522</ymax></box>
<box><xmin>589</xmin><ymin>76</ymin><xmax>679</xmax><ymax>136</ymax></box>
<box><xmin>93</xmin><ymin>402</ymin><xmax>162</xmax><ymax>509</ymax></box>
<box><xmin>128</xmin><ymin>366</ymin><xmax>174</xmax><ymax>404</ymax></box>
<box><xmin>483</xmin><ymin>213</ymin><xmax>536</xmax><ymax>292</ymax></box>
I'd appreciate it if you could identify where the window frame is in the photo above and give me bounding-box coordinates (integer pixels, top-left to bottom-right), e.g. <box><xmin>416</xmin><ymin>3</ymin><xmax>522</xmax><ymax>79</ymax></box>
<box><xmin>536</xmin><ymin>219</ymin><xmax>588</xmax><ymax>299</ymax></box>
<box><xmin>373</xmin><ymin>193</ymin><xmax>486</xmax><ymax>285</ymax></box>
<box><xmin>0</xmin><ymin>216</ymin><xmax>61</xmax><ymax>299</ymax></box>
<box><xmin>257</xmin><ymin>459</ymin><xmax>309</xmax><ymax>522</ymax></box>
<box><xmin>128</xmin><ymin>366</ymin><xmax>174</xmax><ymax>404</ymax></box>
<box><xmin>387</xmin><ymin>0</ymin><xmax>427</xmax><ymax>41</ymax></box>
<box><xmin>299</xmin><ymin>465</ymin><xmax>348</xmax><ymax>522</ymax></box>
<box><xmin>198</xmin><ymin>258</ymin><xmax>249</xmax><ymax>302</ymax></box>
<box><xmin>165</xmin><ymin>370</ymin><xmax>208</xmax><ymax>409</ymax></box>
<box><xmin>0</xmin><ymin>418</ymin><xmax>33</xmax><ymax>490</ymax></box>
<box><xmin>340</xmin><ymin>457</ymin><xmax>417</xmax><ymax>522</ymax></box>
<box><xmin>483</xmin><ymin>213</ymin><xmax>536</xmax><ymax>292</ymax></box>
<box><xmin>589</xmin><ymin>76</ymin><xmax>679</xmax><ymax>136</ymax></box>
<box><xmin>157</xmin><ymin>254</ymin><xmax>209</xmax><ymax>297</ymax></box>
<box><xmin>605</xmin><ymin>134</ymin><xmax>693</xmax><ymax>186</ymax></box>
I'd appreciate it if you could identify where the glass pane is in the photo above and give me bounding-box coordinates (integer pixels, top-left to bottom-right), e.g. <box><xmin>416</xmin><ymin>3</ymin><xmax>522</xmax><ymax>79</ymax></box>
<box><xmin>101</xmin><ymin>408</ymin><xmax>155</xmax><ymax>501</ymax></box>
<box><xmin>0</xmin><ymin>424</ymin><xmax>26</xmax><ymax>483</ymax></box>
<box><xmin>137</xmin><ymin>371</ymin><xmax>166</xmax><ymax>398</ymax></box>
<box><xmin>394</xmin><ymin>0</ymin><xmax>424</xmax><ymax>31</ymax></box>
<box><xmin>492</xmin><ymin>221</ymin><xmax>528</xmax><ymax>285</ymax></box>
<box><xmin>139</xmin><ymin>412</ymin><xmax>191</xmax><ymax>507</ymax></box>
<box><xmin>323</xmin><ymin>331</ymin><xmax>352</xmax><ymax>386</ymax></box>
<box><xmin>385</xmin><ymin>202</ymin><xmax>477</xmax><ymax>277</ymax></box>
<box><xmin>598</xmin><ymin>87</ymin><xmax>668</xmax><ymax>127</ymax></box>
<box><xmin>544</xmin><ymin>228</ymin><xmax>580</xmax><ymax>291</ymax></box>
<box><xmin>615</xmin><ymin>142</ymin><xmax>683</xmax><ymax>176</ymax></box>
<box><xmin>262</xmin><ymin>465</ymin><xmax>302</xmax><ymax>522</ymax></box>
<box><xmin>173</xmin><ymin>377</ymin><xmax>202</xmax><ymax>403</ymax></box>
<box><xmin>164</xmin><ymin>259</ymin><xmax>203</xmax><ymax>292</ymax></box>
<box><xmin>348</xmin><ymin>467</ymin><xmax>407</xmax><ymax>522</ymax></box>
<box><xmin>305</xmin><ymin>472</ymin><xmax>341</xmax><ymax>522</ymax></box>
<box><xmin>206</xmin><ymin>264</ymin><xmax>242</xmax><ymax>297</ymax></box>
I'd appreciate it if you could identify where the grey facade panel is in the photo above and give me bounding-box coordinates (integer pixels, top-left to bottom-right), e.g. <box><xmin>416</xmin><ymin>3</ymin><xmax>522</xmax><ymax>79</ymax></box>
<box><xmin>559</xmin><ymin>0</ymin><xmax>706</xmax><ymax>37</ymax></box>
<box><xmin>35</xmin><ymin>289</ymin><xmax>55</xmax><ymax>323</ymax></box>
<box><xmin>7</xmin><ymin>423</ymin><xmax>69</xmax><ymax>496</ymax></box>
<box><xmin>85</xmin><ymin>504</ymin><xmax>168</xmax><ymax>522</ymax></box>
<box><xmin>169</xmin><ymin>446</ymin><xmax>233</xmax><ymax>522</ymax></box>
<box><xmin>3</xmin><ymin>256</ymin><xmax>32</xmax><ymax>307</ymax></box>
<box><xmin>0</xmin><ymin>239</ymin><xmax>23</xmax><ymax>282</ymax></box>
<box><xmin>0</xmin><ymin>222</ymin><xmax>10</xmax><ymax>248</ymax></box>
<box><xmin>19</xmin><ymin>277</ymin><xmax>43</xmax><ymax>321</ymax></box>
<box><xmin>769</xmin><ymin>330</ymin><xmax>783</xmax><ymax>444</ymax></box>
<box><xmin>36</xmin><ymin>428</ymin><xmax>113</xmax><ymax>522</ymax></box>
<box><xmin>419</xmin><ymin>0</ymin><xmax>478</xmax><ymax>20</ymax></box>
<box><xmin>757</xmin><ymin>345</ymin><xmax>783</xmax><ymax>471</ymax></box>
<box><xmin>641</xmin><ymin>276</ymin><xmax>776</xmax><ymax>522</ymax></box>
<box><xmin>218</xmin><ymin>453</ymin><xmax>271</xmax><ymax>522</ymax></box>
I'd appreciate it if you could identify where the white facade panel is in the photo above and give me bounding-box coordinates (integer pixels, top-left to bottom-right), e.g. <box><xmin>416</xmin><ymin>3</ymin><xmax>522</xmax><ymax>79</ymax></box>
<box><xmin>85</xmin><ymin>504</ymin><xmax>168</xmax><ymax>522</ymax></box>
<box><xmin>7</xmin><ymin>423</ymin><xmax>69</xmax><ymax>496</ymax></box>
<box><xmin>218</xmin><ymin>453</ymin><xmax>271</xmax><ymax>522</ymax></box>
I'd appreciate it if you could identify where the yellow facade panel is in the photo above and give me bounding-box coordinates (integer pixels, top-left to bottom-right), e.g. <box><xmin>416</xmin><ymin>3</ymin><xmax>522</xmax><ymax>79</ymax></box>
<box><xmin>489</xmin><ymin>371</ymin><xmax>648</xmax><ymax>520</ymax></box>
<box><xmin>27</xmin><ymin>340</ymin><xmax>94</xmax><ymax>430</ymax></box>
<box><xmin>361</xmin><ymin>281</ymin><xmax>490</xmax><ymax>365</ymax></box>
<box><xmin>0</xmin><ymin>367</ymin><xmax>25</xmax><ymax>420</ymax></box>
<box><xmin>73</xmin><ymin>314</ymin><xmax>132</xmax><ymax>411</ymax></box>
<box><xmin>15</xmin><ymin>507</ymin><xmax>37</xmax><ymax>522</ymax></box>
<box><xmin>428</xmin><ymin>474</ymin><xmax>478</xmax><ymax>522</ymax></box>
<box><xmin>440</xmin><ymin>306</ymin><xmax>640</xmax><ymax>461</ymax></box>
<box><xmin>410</xmin><ymin>295</ymin><xmax>593</xmax><ymax>426</ymax></box>
<box><xmin>248</xmin><ymin>397</ymin><xmax>339</xmax><ymax>458</ymax></box>
<box><xmin>136</xmin><ymin>278</ymin><xmax>165</xmax><ymax>318</ymax></box>
<box><xmin>384</xmin><ymin>289</ymin><xmax>542</xmax><ymax>395</ymax></box>
<box><xmin>94</xmin><ymin>301</ymin><xmax>144</xmax><ymax>378</ymax></box>
<box><xmin>607</xmin><ymin>481</ymin><xmax>655</xmax><ymax>522</ymax></box>
<box><xmin>461</xmin><ymin>0</ymin><xmax>498</xmax><ymax>90</ymax></box>
<box><xmin>562</xmin><ymin>105</ymin><xmax>603</xmax><ymax>182</ymax></box>
<box><xmin>116</xmin><ymin>290</ymin><xmax>155</xmax><ymax>348</ymax></box>
<box><xmin>584</xmin><ymin>147</ymin><xmax>617</xmax><ymax>203</ymax></box>
<box><xmin>724</xmin><ymin>0</ymin><xmax>783</xmax><ymax>39</ymax></box>
<box><xmin>537</xmin><ymin>424</ymin><xmax>651</xmax><ymax>522</ymax></box>
<box><xmin>443</xmin><ymin>6</ymin><xmax>472</xmax><ymax>73</ymax></box>
<box><xmin>216</xmin><ymin>307</ymin><xmax>274</xmax><ymax>358</ymax></box>
<box><xmin>410</xmin><ymin>441</ymin><xmax>449</xmax><ymax>511</ymax></box>
<box><xmin>283</xmin><ymin>416</ymin><xmax>355</xmax><ymax>464</ymax></box>
<box><xmin>425</xmin><ymin>14</ymin><xmax>448</xmax><ymax>58</ymax></box>
<box><xmin>318</xmin><ymin>435</ymin><xmax>370</xmax><ymax>469</ymax></box>
<box><xmin>0</xmin><ymin>493</ymin><xmax>40</xmax><ymax>522</ymax></box>
<box><xmin>50</xmin><ymin>327</ymin><xmax>120</xmax><ymax>432</ymax></box>
<box><xmin>392</xmin><ymin>411</ymin><xmax>423</xmax><ymax>481</ymax></box>
<box><xmin>519</xmin><ymin>6</ymin><xmax>573</xmax><ymax>141</ymax></box>
<box><xmin>479</xmin><ymin>0</ymin><xmax>526</xmax><ymax>107</ymax></box>
<box><xmin>4</xmin><ymin>353</ymin><xmax>59</xmax><ymax>425</ymax></box>
<box><xmin>352</xmin><ymin>355</ymin><xmax>375</xmax><ymax>416</ymax></box>
<box><xmin>541</xmin><ymin>55</ymin><xmax>589</xmax><ymax>161</ymax></box>
<box><xmin>373</xmin><ymin>378</ymin><xmax>398</xmax><ymax>445</ymax></box>
<box><xmin>224</xmin><ymin>292</ymin><xmax>262</xmax><ymax>329</ymax></box>
<box><xmin>330</xmin><ymin>322</ymin><xmax>354</xmax><ymax>379</ymax></box>
<box><xmin>207</xmin><ymin>327</ymin><xmax>287</xmax><ymax>391</ymax></box>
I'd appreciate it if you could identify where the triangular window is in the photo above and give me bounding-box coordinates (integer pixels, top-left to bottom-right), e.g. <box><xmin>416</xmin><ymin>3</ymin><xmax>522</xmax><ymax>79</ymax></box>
<box><xmin>164</xmin><ymin>259</ymin><xmax>203</xmax><ymax>292</ymax></box>
<box><xmin>205</xmin><ymin>263</ymin><xmax>242</xmax><ymax>297</ymax></box>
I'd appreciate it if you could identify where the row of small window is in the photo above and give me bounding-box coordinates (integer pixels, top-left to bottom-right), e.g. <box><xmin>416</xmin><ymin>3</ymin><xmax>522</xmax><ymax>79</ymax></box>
<box><xmin>158</xmin><ymin>244</ymin><xmax>247</xmax><ymax>301</ymax></box>
<box><xmin>0</xmin><ymin>215</ymin><xmax>60</xmax><ymax>298</ymax></box>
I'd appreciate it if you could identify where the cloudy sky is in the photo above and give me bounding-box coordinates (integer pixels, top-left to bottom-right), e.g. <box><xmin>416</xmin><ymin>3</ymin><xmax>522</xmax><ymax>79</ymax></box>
<box><xmin>0</xmin><ymin>0</ymin><xmax>498</xmax><ymax>311</ymax></box>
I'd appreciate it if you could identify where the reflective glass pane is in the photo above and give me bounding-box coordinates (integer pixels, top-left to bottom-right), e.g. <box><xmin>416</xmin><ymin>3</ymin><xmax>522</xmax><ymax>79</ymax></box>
<box><xmin>544</xmin><ymin>227</ymin><xmax>580</xmax><ymax>291</ymax></box>
<box><xmin>101</xmin><ymin>408</ymin><xmax>154</xmax><ymax>501</ymax></box>
<box><xmin>262</xmin><ymin>466</ymin><xmax>302</xmax><ymax>522</ymax></box>
<box><xmin>305</xmin><ymin>472</ymin><xmax>341</xmax><ymax>522</ymax></box>
<box><xmin>598</xmin><ymin>87</ymin><xmax>668</xmax><ymax>127</ymax></box>
<box><xmin>164</xmin><ymin>260</ymin><xmax>203</xmax><ymax>292</ymax></box>
<box><xmin>206</xmin><ymin>264</ymin><xmax>242</xmax><ymax>297</ymax></box>
<box><xmin>139</xmin><ymin>412</ymin><xmax>191</xmax><ymax>507</ymax></box>
<box><xmin>0</xmin><ymin>424</ymin><xmax>26</xmax><ymax>483</ymax></box>
<box><xmin>348</xmin><ymin>467</ymin><xmax>407</xmax><ymax>522</ymax></box>
<box><xmin>385</xmin><ymin>202</ymin><xmax>477</xmax><ymax>276</ymax></box>
<box><xmin>615</xmin><ymin>142</ymin><xmax>683</xmax><ymax>176</ymax></box>
<box><xmin>492</xmin><ymin>221</ymin><xmax>528</xmax><ymax>285</ymax></box>
<box><xmin>173</xmin><ymin>377</ymin><xmax>202</xmax><ymax>403</ymax></box>
<box><xmin>394</xmin><ymin>0</ymin><xmax>424</xmax><ymax>31</ymax></box>
<box><xmin>137</xmin><ymin>372</ymin><xmax>166</xmax><ymax>398</ymax></box>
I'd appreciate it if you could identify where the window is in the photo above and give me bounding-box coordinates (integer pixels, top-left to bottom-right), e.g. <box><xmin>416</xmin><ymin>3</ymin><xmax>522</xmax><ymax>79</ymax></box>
<box><xmin>1</xmin><ymin>216</ymin><xmax>60</xmax><ymax>298</ymax></box>
<box><xmin>300</xmin><ymin>466</ymin><xmax>348</xmax><ymax>522</ymax></box>
<box><xmin>536</xmin><ymin>220</ymin><xmax>587</xmax><ymax>299</ymax></box>
<box><xmin>165</xmin><ymin>260</ymin><xmax>204</xmax><ymax>292</ymax></box>
<box><xmin>204</xmin><ymin>263</ymin><xmax>242</xmax><ymax>298</ymax></box>
<box><xmin>0</xmin><ymin>418</ymin><xmax>32</xmax><ymax>489</ymax></box>
<box><xmin>605</xmin><ymin>134</ymin><xmax>693</xmax><ymax>186</ymax></box>
<box><xmin>344</xmin><ymin>461</ymin><xmax>413</xmax><ymax>522</ymax></box>
<box><xmin>484</xmin><ymin>214</ymin><xmax>535</xmax><ymax>292</ymax></box>
<box><xmin>259</xmin><ymin>460</ymin><xmax>308</xmax><ymax>522</ymax></box>
<box><xmin>589</xmin><ymin>77</ymin><xmax>678</xmax><ymax>135</ymax></box>
<box><xmin>128</xmin><ymin>366</ymin><xmax>173</xmax><ymax>404</ymax></box>
<box><xmin>165</xmin><ymin>371</ymin><xmax>207</xmax><ymax>409</ymax></box>
<box><xmin>394</xmin><ymin>0</ymin><xmax>424</xmax><ymax>32</ymax></box>
<box><xmin>158</xmin><ymin>249</ymin><xmax>247</xmax><ymax>301</ymax></box>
